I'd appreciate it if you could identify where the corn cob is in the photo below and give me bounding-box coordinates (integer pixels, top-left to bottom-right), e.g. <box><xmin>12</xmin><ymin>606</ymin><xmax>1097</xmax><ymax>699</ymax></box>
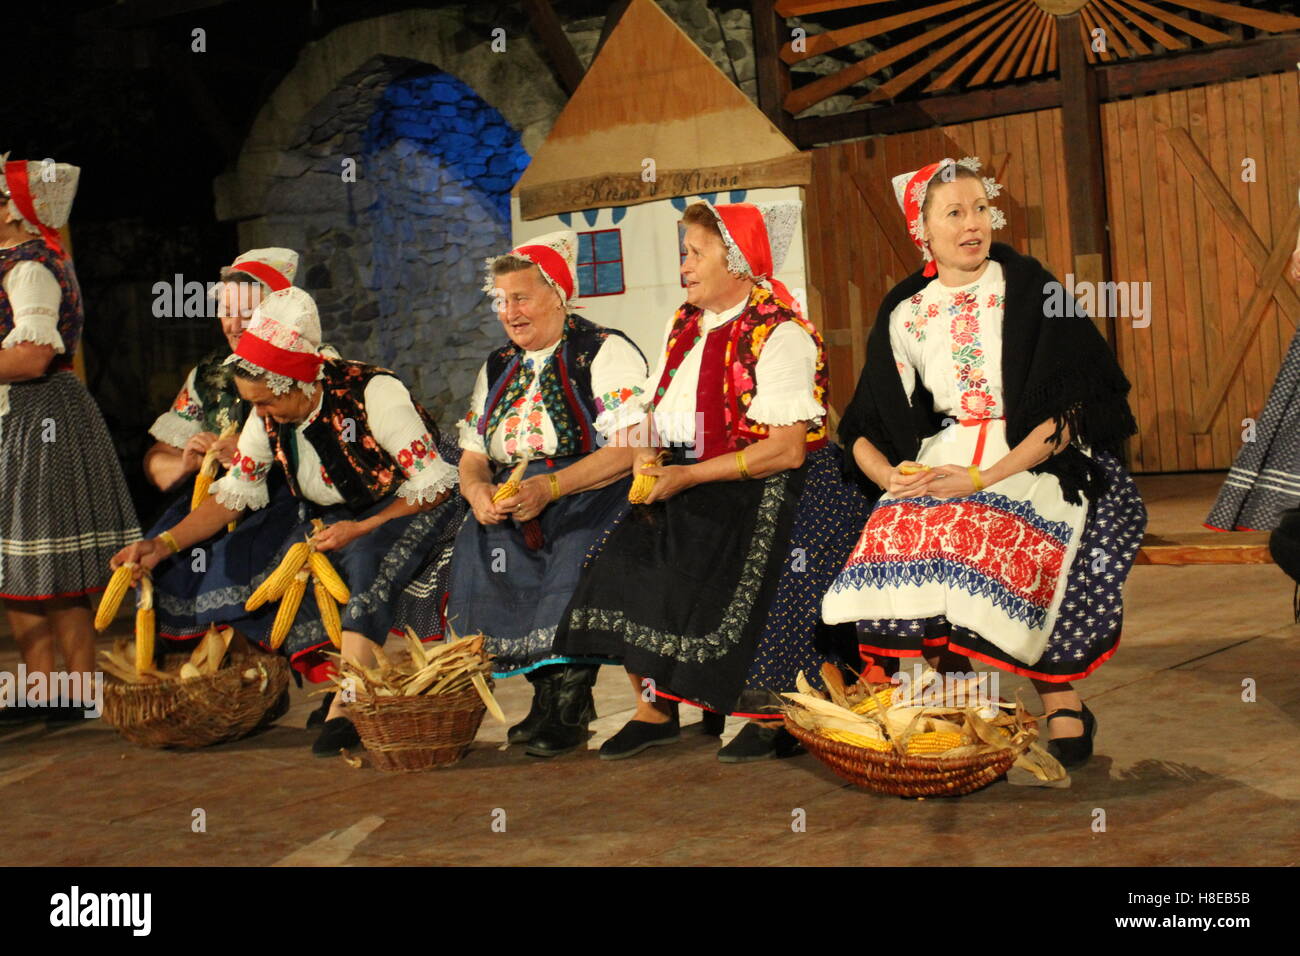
<box><xmin>314</xmin><ymin>576</ymin><xmax>343</xmax><ymax>649</ymax></box>
<box><xmin>628</xmin><ymin>472</ymin><xmax>657</xmax><ymax>504</ymax></box>
<box><xmin>309</xmin><ymin>550</ymin><xmax>350</xmax><ymax>604</ymax></box>
<box><xmin>246</xmin><ymin>541</ymin><xmax>310</xmax><ymax>611</ymax></box>
<box><xmin>491</xmin><ymin>457</ymin><xmax>530</xmax><ymax>503</ymax></box>
<box><xmin>95</xmin><ymin>562</ymin><xmax>135</xmax><ymax>631</ymax></box>
<box><xmin>191</xmin><ymin>422</ymin><xmax>239</xmax><ymax>511</ymax></box>
<box><xmin>851</xmin><ymin>686</ymin><xmax>895</xmax><ymax>714</ymax></box>
<box><xmin>898</xmin><ymin>464</ymin><xmax>931</xmax><ymax>475</ymax></box>
<box><xmin>819</xmin><ymin>729</ymin><xmax>892</xmax><ymax>752</ymax></box>
<box><xmin>905</xmin><ymin>731</ymin><xmax>965</xmax><ymax>755</ymax></box>
<box><xmin>134</xmin><ymin>576</ymin><xmax>155</xmax><ymax>673</ymax></box>
<box><xmin>270</xmin><ymin>568</ymin><xmax>309</xmax><ymax>650</ymax></box>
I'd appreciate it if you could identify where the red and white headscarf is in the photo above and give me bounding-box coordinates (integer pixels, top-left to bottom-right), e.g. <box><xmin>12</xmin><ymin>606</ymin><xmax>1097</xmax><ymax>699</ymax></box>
<box><xmin>224</xmin><ymin>287</ymin><xmax>325</xmax><ymax>395</ymax></box>
<box><xmin>227</xmin><ymin>247</ymin><xmax>298</xmax><ymax>291</ymax></box>
<box><xmin>691</xmin><ymin>200</ymin><xmax>803</xmax><ymax>316</ymax></box>
<box><xmin>0</xmin><ymin>155</ymin><xmax>80</xmax><ymax>257</ymax></box>
<box><xmin>892</xmin><ymin>156</ymin><xmax>1005</xmax><ymax>278</ymax></box>
<box><xmin>484</xmin><ymin>229</ymin><xmax>579</xmax><ymax>309</ymax></box>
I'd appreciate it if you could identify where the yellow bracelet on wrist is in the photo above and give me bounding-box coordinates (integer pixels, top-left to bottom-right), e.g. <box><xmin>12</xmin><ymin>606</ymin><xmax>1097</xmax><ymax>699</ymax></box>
<box><xmin>547</xmin><ymin>473</ymin><xmax>561</xmax><ymax>501</ymax></box>
<box><xmin>159</xmin><ymin>530</ymin><xmax>180</xmax><ymax>554</ymax></box>
<box><xmin>968</xmin><ymin>466</ymin><xmax>984</xmax><ymax>492</ymax></box>
<box><xmin>735</xmin><ymin>451</ymin><xmax>751</xmax><ymax>480</ymax></box>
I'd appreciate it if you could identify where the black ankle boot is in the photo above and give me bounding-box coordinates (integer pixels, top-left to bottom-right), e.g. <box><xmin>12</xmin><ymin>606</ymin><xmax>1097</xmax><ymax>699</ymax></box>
<box><xmin>306</xmin><ymin>692</ymin><xmax>335</xmax><ymax>730</ymax></box>
<box><xmin>1046</xmin><ymin>704</ymin><xmax>1097</xmax><ymax>770</ymax></box>
<box><xmin>525</xmin><ymin>664</ymin><xmax>599</xmax><ymax>757</ymax></box>
<box><xmin>508</xmin><ymin>668</ymin><xmax>560</xmax><ymax>745</ymax></box>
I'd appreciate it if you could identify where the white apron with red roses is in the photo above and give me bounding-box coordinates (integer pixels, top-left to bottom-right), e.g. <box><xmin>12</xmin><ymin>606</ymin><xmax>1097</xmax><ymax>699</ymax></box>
<box><xmin>822</xmin><ymin>261</ymin><xmax>1088</xmax><ymax>666</ymax></box>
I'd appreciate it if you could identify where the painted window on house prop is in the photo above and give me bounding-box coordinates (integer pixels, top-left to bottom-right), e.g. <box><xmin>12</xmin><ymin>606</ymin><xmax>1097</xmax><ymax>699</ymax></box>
<box><xmin>577</xmin><ymin>230</ymin><xmax>624</xmax><ymax>297</ymax></box>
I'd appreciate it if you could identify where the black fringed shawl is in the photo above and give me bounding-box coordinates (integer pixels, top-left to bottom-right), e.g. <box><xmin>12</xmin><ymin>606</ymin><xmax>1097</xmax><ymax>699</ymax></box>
<box><xmin>837</xmin><ymin>242</ymin><xmax>1137</xmax><ymax>505</ymax></box>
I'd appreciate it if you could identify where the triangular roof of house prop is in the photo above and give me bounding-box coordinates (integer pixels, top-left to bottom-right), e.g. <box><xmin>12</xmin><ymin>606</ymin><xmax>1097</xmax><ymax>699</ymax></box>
<box><xmin>514</xmin><ymin>0</ymin><xmax>809</xmax><ymax>220</ymax></box>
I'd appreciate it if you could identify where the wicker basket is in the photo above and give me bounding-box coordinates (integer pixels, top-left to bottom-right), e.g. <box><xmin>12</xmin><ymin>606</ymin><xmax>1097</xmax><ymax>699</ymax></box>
<box><xmin>348</xmin><ymin>682</ymin><xmax>489</xmax><ymax>772</ymax></box>
<box><xmin>102</xmin><ymin>653</ymin><xmax>289</xmax><ymax>749</ymax></box>
<box><xmin>783</xmin><ymin>716</ymin><xmax>1027</xmax><ymax>798</ymax></box>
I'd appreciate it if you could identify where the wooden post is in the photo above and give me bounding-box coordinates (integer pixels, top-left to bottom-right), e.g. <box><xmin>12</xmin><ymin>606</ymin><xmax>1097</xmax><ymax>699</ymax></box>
<box><xmin>522</xmin><ymin>0</ymin><xmax>586</xmax><ymax>96</ymax></box>
<box><xmin>1056</xmin><ymin>12</ymin><xmax>1114</xmax><ymax>345</ymax></box>
<box><xmin>752</xmin><ymin>0</ymin><xmax>794</xmax><ymax>140</ymax></box>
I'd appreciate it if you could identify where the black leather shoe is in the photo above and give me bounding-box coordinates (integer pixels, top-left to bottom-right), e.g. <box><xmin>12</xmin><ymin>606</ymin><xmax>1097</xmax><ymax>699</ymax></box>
<box><xmin>718</xmin><ymin>720</ymin><xmax>781</xmax><ymax>762</ymax></box>
<box><xmin>1046</xmin><ymin>704</ymin><xmax>1097</xmax><ymax>770</ymax></box>
<box><xmin>306</xmin><ymin>692</ymin><xmax>335</xmax><ymax>730</ymax></box>
<box><xmin>699</xmin><ymin>709</ymin><xmax>726</xmax><ymax>736</ymax></box>
<box><xmin>312</xmin><ymin>716</ymin><xmax>361</xmax><ymax>757</ymax></box>
<box><xmin>598</xmin><ymin>714</ymin><xmax>680</xmax><ymax>760</ymax></box>
<box><xmin>526</xmin><ymin>664</ymin><xmax>600</xmax><ymax>757</ymax></box>
<box><xmin>508</xmin><ymin>667</ymin><xmax>560</xmax><ymax>745</ymax></box>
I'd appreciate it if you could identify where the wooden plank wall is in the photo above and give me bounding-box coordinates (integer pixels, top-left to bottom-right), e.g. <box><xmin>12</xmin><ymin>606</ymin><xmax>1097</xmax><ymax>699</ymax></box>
<box><xmin>1103</xmin><ymin>72</ymin><xmax>1300</xmax><ymax>474</ymax></box>
<box><xmin>807</xmin><ymin>71</ymin><xmax>1300</xmax><ymax>473</ymax></box>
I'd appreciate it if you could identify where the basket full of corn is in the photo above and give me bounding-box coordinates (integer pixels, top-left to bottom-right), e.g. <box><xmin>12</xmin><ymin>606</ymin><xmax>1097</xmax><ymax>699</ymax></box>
<box><xmin>781</xmin><ymin>664</ymin><xmax>1066</xmax><ymax>797</ymax></box>
<box><xmin>327</xmin><ymin>630</ymin><xmax>505</xmax><ymax>772</ymax></box>
<box><xmin>97</xmin><ymin>578</ymin><xmax>290</xmax><ymax>750</ymax></box>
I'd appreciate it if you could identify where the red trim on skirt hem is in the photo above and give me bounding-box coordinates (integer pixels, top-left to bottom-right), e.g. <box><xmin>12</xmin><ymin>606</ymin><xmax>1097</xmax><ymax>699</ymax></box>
<box><xmin>649</xmin><ymin>686</ymin><xmax>780</xmax><ymax>722</ymax></box>
<box><xmin>860</xmin><ymin>634</ymin><xmax>1122</xmax><ymax>683</ymax></box>
<box><xmin>0</xmin><ymin>585</ymin><xmax>106</xmax><ymax>601</ymax></box>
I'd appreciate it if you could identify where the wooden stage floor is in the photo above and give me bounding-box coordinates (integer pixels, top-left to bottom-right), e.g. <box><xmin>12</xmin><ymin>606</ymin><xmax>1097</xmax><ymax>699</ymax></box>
<box><xmin>1</xmin><ymin>472</ymin><xmax>1296</xmax><ymax>866</ymax></box>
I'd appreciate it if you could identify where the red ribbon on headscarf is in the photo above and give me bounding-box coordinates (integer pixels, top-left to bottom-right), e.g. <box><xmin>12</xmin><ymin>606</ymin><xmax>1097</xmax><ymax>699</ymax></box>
<box><xmin>234</xmin><ymin>330</ymin><xmax>324</xmax><ymax>382</ymax></box>
<box><xmin>230</xmin><ymin>259</ymin><xmax>292</xmax><ymax>292</ymax></box>
<box><xmin>512</xmin><ymin>243</ymin><xmax>574</xmax><ymax>303</ymax></box>
<box><xmin>900</xmin><ymin>160</ymin><xmax>948</xmax><ymax>278</ymax></box>
<box><xmin>712</xmin><ymin>203</ymin><xmax>802</xmax><ymax>316</ymax></box>
<box><xmin>4</xmin><ymin>160</ymin><xmax>65</xmax><ymax>257</ymax></box>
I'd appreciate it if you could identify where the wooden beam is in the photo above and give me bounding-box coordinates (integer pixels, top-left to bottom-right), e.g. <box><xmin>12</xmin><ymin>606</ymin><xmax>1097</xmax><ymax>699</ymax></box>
<box><xmin>792</xmin><ymin>33</ymin><xmax>1300</xmax><ymax>148</ymax></box>
<box><xmin>1099</xmin><ymin>0</ymin><xmax>1187</xmax><ymax>51</ymax></box>
<box><xmin>1121</xmin><ymin>0</ymin><xmax>1233</xmax><ymax>46</ymax></box>
<box><xmin>849</xmin><ymin>170</ymin><xmax>918</xmax><ymax>268</ymax></box>
<box><xmin>1191</xmin><ymin>205</ymin><xmax>1300</xmax><ymax>431</ymax></box>
<box><xmin>752</xmin><ymin>0</ymin><xmax>794</xmax><ymax>139</ymax></box>
<box><xmin>518</xmin><ymin>152</ymin><xmax>813</xmax><ymax>220</ymax></box>
<box><xmin>1174</xmin><ymin>0</ymin><xmax>1300</xmax><ymax>33</ymax></box>
<box><xmin>1135</xmin><ymin>531</ymin><xmax>1274</xmax><ymax>565</ymax></box>
<box><xmin>593</xmin><ymin>0</ymin><xmax>632</xmax><ymax>63</ymax></box>
<box><xmin>780</xmin><ymin>0</ymin><xmax>982</xmax><ymax>66</ymax></box>
<box><xmin>521</xmin><ymin>0</ymin><xmax>585</xmax><ymax>96</ymax></box>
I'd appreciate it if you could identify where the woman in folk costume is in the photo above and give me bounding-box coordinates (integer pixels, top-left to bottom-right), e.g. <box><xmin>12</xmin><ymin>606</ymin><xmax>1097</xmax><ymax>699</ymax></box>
<box><xmin>1205</xmin><ymin>206</ymin><xmax>1300</xmax><ymax>533</ymax></box>
<box><xmin>0</xmin><ymin>156</ymin><xmax>140</xmax><ymax>722</ymax></box>
<box><xmin>554</xmin><ymin>200</ymin><xmax>875</xmax><ymax>762</ymax></box>
<box><xmin>142</xmin><ymin>249</ymin><xmax>310</xmax><ymax>653</ymax></box>
<box><xmin>821</xmin><ymin>158</ymin><xmax>1148</xmax><ymax>772</ymax></box>
<box><xmin>111</xmin><ymin>286</ymin><xmax>464</xmax><ymax>754</ymax></box>
<box><xmin>422</xmin><ymin>230</ymin><xmax>647</xmax><ymax>758</ymax></box>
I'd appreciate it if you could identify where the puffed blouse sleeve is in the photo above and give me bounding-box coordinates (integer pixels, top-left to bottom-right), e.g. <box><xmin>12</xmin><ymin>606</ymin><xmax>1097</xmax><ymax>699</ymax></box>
<box><xmin>148</xmin><ymin>366</ymin><xmax>204</xmax><ymax>449</ymax></box>
<box><xmin>1</xmin><ymin>260</ymin><xmax>65</xmax><ymax>352</ymax></box>
<box><xmin>456</xmin><ymin>363</ymin><xmax>490</xmax><ymax>457</ymax></box>
<box><xmin>746</xmin><ymin>322</ymin><xmax>826</xmax><ymax>427</ymax></box>
<box><xmin>363</xmin><ymin>374</ymin><xmax>459</xmax><ymax>505</ymax></box>
<box><xmin>212</xmin><ymin>410</ymin><xmax>275</xmax><ymax>511</ymax></box>
<box><xmin>590</xmin><ymin>335</ymin><xmax>649</xmax><ymax>439</ymax></box>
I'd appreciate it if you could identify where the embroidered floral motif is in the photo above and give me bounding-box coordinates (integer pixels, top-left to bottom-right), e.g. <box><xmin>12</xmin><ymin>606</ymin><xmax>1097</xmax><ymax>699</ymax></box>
<box><xmin>394</xmin><ymin>433</ymin><xmax>440</xmax><ymax>478</ymax></box>
<box><xmin>905</xmin><ymin>294</ymin><xmax>929</xmax><ymax>342</ymax></box>
<box><xmin>594</xmin><ymin>385</ymin><xmax>643</xmax><ymax>417</ymax></box>
<box><xmin>231</xmin><ymin>450</ymin><xmax>271</xmax><ymax>483</ymax></box>
<box><xmin>947</xmin><ymin>289</ymin><xmax>998</xmax><ymax>418</ymax></box>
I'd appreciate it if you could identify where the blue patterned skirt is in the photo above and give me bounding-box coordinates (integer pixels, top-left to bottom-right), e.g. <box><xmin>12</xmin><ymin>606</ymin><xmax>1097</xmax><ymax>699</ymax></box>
<box><xmin>442</xmin><ymin>455</ymin><xmax>631</xmax><ymax>678</ymax></box>
<box><xmin>853</xmin><ymin>452</ymin><xmax>1147</xmax><ymax>682</ymax></box>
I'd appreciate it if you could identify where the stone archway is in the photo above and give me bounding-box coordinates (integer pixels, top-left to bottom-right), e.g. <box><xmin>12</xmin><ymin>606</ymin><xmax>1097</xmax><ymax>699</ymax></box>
<box><xmin>213</xmin><ymin>10</ymin><xmax>567</xmax><ymax>425</ymax></box>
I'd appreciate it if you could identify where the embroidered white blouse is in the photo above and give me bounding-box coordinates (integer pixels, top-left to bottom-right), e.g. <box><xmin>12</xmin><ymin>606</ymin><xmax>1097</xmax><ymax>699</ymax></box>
<box><xmin>457</xmin><ymin>335</ymin><xmax>647</xmax><ymax>464</ymax></box>
<box><xmin>888</xmin><ymin>260</ymin><xmax>1006</xmax><ymax>420</ymax></box>
<box><xmin>639</xmin><ymin>298</ymin><xmax>825</xmax><ymax>445</ymax></box>
<box><xmin>2</xmin><ymin>260</ymin><xmax>64</xmax><ymax>352</ymax></box>
<box><xmin>213</xmin><ymin>374</ymin><xmax>458</xmax><ymax>510</ymax></box>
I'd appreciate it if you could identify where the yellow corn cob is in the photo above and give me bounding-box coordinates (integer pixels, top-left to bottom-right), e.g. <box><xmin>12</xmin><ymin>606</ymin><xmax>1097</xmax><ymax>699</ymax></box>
<box><xmin>851</xmin><ymin>686</ymin><xmax>895</xmax><ymax>714</ymax></box>
<box><xmin>134</xmin><ymin>577</ymin><xmax>155</xmax><ymax>673</ymax></box>
<box><xmin>246</xmin><ymin>541</ymin><xmax>310</xmax><ymax>611</ymax></box>
<box><xmin>95</xmin><ymin>562</ymin><xmax>135</xmax><ymax>631</ymax></box>
<box><xmin>190</xmin><ymin>470</ymin><xmax>215</xmax><ymax>510</ymax></box>
<box><xmin>491</xmin><ymin>457</ymin><xmax>530</xmax><ymax>502</ymax></box>
<box><xmin>314</xmin><ymin>577</ymin><xmax>343</xmax><ymax>649</ymax></box>
<box><xmin>819</xmin><ymin>728</ymin><xmax>892</xmax><ymax>752</ymax></box>
<box><xmin>309</xmin><ymin>550</ymin><xmax>350</xmax><ymax>604</ymax></box>
<box><xmin>628</xmin><ymin>472</ymin><xmax>657</xmax><ymax>504</ymax></box>
<box><xmin>905</xmin><ymin>731</ymin><xmax>965</xmax><ymax>755</ymax></box>
<box><xmin>270</xmin><ymin>568</ymin><xmax>309</xmax><ymax>650</ymax></box>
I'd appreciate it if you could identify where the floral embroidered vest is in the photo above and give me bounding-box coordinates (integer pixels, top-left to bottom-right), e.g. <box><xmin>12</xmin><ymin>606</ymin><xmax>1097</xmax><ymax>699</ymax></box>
<box><xmin>190</xmin><ymin>347</ymin><xmax>248</xmax><ymax>432</ymax></box>
<box><xmin>479</xmin><ymin>314</ymin><xmax>643</xmax><ymax>458</ymax></box>
<box><xmin>0</xmin><ymin>240</ymin><xmax>82</xmax><ymax>373</ymax></box>
<box><xmin>650</xmin><ymin>285</ymin><xmax>829</xmax><ymax>462</ymax></box>
<box><xmin>262</xmin><ymin>359</ymin><xmax>441</xmax><ymax>508</ymax></box>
